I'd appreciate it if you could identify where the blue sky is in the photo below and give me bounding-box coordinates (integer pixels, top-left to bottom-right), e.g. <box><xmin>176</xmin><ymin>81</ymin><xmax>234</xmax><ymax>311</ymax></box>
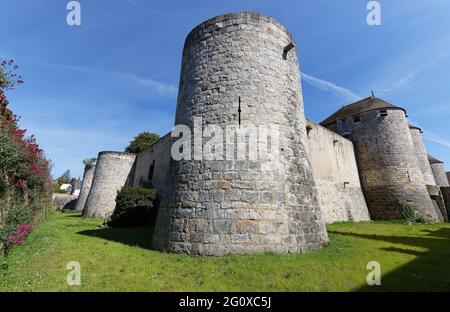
<box><xmin>1</xmin><ymin>0</ymin><xmax>450</xmax><ymax>178</ymax></box>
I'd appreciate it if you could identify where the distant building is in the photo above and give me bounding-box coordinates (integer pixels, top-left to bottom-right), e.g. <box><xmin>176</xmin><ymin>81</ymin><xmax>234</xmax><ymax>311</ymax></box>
<box><xmin>59</xmin><ymin>183</ymin><xmax>72</xmax><ymax>193</ymax></box>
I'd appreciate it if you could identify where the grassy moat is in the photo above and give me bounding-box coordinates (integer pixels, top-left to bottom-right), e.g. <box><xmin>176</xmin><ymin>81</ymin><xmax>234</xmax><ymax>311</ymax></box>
<box><xmin>1</xmin><ymin>211</ymin><xmax>449</xmax><ymax>292</ymax></box>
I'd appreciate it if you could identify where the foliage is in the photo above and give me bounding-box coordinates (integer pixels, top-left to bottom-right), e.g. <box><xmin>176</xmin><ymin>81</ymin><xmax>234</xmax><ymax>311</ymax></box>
<box><xmin>0</xmin><ymin>116</ymin><xmax>51</xmax><ymax>195</ymax></box>
<box><xmin>0</xmin><ymin>202</ymin><xmax>32</xmax><ymax>256</ymax></box>
<box><xmin>56</xmin><ymin>169</ymin><xmax>71</xmax><ymax>186</ymax></box>
<box><xmin>108</xmin><ymin>187</ymin><xmax>157</xmax><ymax>227</ymax></box>
<box><xmin>82</xmin><ymin>158</ymin><xmax>96</xmax><ymax>167</ymax></box>
<box><xmin>0</xmin><ymin>60</ymin><xmax>23</xmax><ymax>91</ymax></box>
<box><xmin>0</xmin><ymin>60</ymin><xmax>24</xmax><ymax>108</ymax></box>
<box><xmin>1</xmin><ymin>59</ymin><xmax>51</xmax><ymax>257</ymax></box>
<box><xmin>398</xmin><ymin>200</ymin><xmax>428</xmax><ymax>224</ymax></box>
<box><xmin>125</xmin><ymin>132</ymin><xmax>160</xmax><ymax>154</ymax></box>
<box><xmin>51</xmin><ymin>182</ymin><xmax>66</xmax><ymax>194</ymax></box>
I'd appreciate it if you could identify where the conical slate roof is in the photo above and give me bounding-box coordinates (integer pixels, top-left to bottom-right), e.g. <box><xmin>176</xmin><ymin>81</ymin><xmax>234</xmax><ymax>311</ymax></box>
<box><xmin>320</xmin><ymin>96</ymin><xmax>406</xmax><ymax>126</ymax></box>
<box><xmin>428</xmin><ymin>154</ymin><xmax>444</xmax><ymax>164</ymax></box>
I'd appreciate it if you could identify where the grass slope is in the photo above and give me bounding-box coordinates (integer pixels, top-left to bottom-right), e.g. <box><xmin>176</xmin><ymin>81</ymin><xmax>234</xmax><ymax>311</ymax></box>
<box><xmin>1</xmin><ymin>212</ymin><xmax>449</xmax><ymax>292</ymax></box>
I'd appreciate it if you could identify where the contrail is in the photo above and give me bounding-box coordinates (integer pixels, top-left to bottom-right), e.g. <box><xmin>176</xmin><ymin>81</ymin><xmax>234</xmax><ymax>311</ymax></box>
<box><xmin>301</xmin><ymin>72</ymin><xmax>360</xmax><ymax>102</ymax></box>
<box><xmin>125</xmin><ymin>0</ymin><xmax>186</xmax><ymax>27</ymax></box>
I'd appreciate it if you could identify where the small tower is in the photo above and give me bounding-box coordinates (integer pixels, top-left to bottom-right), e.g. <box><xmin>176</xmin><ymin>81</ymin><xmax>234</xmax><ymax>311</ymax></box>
<box><xmin>428</xmin><ymin>155</ymin><xmax>449</xmax><ymax>187</ymax></box>
<box><xmin>74</xmin><ymin>164</ymin><xmax>96</xmax><ymax>211</ymax></box>
<box><xmin>321</xmin><ymin>96</ymin><xmax>441</xmax><ymax>222</ymax></box>
<box><xmin>409</xmin><ymin>126</ymin><xmax>436</xmax><ymax>186</ymax></box>
<box><xmin>83</xmin><ymin>152</ymin><xmax>136</xmax><ymax>218</ymax></box>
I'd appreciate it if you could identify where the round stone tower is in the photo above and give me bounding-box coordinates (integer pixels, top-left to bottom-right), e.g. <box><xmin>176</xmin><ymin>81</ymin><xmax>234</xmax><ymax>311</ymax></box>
<box><xmin>74</xmin><ymin>164</ymin><xmax>96</xmax><ymax>211</ymax></box>
<box><xmin>321</xmin><ymin>97</ymin><xmax>440</xmax><ymax>222</ymax></box>
<box><xmin>152</xmin><ymin>12</ymin><xmax>328</xmax><ymax>255</ymax></box>
<box><xmin>409</xmin><ymin>126</ymin><xmax>436</xmax><ymax>186</ymax></box>
<box><xmin>429</xmin><ymin>155</ymin><xmax>449</xmax><ymax>187</ymax></box>
<box><xmin>82</xmin><ymin>152</ymin><xmax>136</xmax><ymax>218</ymax></box>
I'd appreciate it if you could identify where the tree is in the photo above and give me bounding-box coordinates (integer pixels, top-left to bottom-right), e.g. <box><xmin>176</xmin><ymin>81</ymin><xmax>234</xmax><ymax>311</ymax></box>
<box><xmin>1</xmin><ymin>59</ymin><xmax>24</xmax><ymax>108</ymax></box>
<box><xmin>125</xmin><ymin>132</ymin><xmax>160</xmax><ymax>154</ymax></box>
<box><xmin>82</xmin><ymin>158</ymin><xmax>96</xmax><ymax>167</ymax></box>
<box><xmin>57</xmin><ymin>169</ymin><xmax>71</xmax><ymax>186</ymax></box>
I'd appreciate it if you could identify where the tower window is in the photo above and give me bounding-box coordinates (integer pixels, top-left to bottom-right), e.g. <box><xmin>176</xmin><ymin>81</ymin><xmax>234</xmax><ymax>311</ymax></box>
<box><xmin>282</xmin><ymin>42</ymin><xmax>295</xmax><ymax>60</ymax></box>
<box><xmin>379</xmin><ymin>109</ymin><xmax>388</xmax><ymax>117</ymax></box>
<box><xmin>148</xmin><ymin>160</ymin><xmax>155</xmax><ymax>185</ymax></box>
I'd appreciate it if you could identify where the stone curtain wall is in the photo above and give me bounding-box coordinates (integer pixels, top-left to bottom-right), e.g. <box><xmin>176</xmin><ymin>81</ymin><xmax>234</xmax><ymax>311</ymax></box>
<box><xmin>83</xmin><ymin>152</ymin><xmax>136</xmax><ymax>218</ymax></box>
<box><xmin>409</xmin><ymin>127</ymin><xmax>436</xmax><ymax>186</ymax></box>
<box><xmin>332</xmin><ymin>109</ymin><xmax>440</xmax><ymax>222</ymax></box>
<box><xmin>447</xmin><ymin>172</ymin><xmax>450</xmax><ymax>184</ymax></box>
<box><xmin>306</xmin><ymin>120</ymin><xmax>370</xmax><ymax>223</ymax></box>
<box><xmin>52</xmin><ymin>194</ymin><xmax>78</xmax><ymax>211</ymax></box>
<box><xmin>152</xmin><ymin>12</ymin><xmax>328</xmax><ymax>255</ymax></box>
<box><xmin>441</xmin><ymin>187</ymin><xmax>450</xmax><ymax>219</ymax></box>
<box><xmin>74</xmin><ymin>165</ymin><xmax>96</xmax><ymax>211</ymax></box>
<box><xmin>132</xmin><ymin>133</ymin><xmax>171</xmax><ymax>195</ymax></box>
<box><xmin>430</xmin><ymin>162</ymin><xmax>450</xmax><ymax>187</ymax></box>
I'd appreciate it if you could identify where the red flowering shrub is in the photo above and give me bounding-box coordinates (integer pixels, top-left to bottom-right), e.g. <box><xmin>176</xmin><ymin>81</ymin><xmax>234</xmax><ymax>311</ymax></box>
<box><xmin>1</xmin><ymin>59</ymin><xmax>51</xmax><ymax>256</ymax></box>
<box><xmin>7</xmin><ymin>224</ymin><xmax>33</xmax><ymax>245</ymax></box>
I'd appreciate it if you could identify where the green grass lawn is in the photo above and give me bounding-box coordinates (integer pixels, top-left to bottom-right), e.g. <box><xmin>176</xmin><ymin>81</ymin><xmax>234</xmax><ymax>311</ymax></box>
<box><xmin>1</xmin><ymin>211</ymin><xmax>450</xmax><ymax>292</ymax></box>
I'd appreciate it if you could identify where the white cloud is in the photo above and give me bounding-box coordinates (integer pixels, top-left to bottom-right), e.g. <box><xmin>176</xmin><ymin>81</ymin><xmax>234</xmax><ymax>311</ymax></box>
<box><xmin>422</xmin><ymin>130</ymin><xmax>450</xmax><ymax>148</ymax></box>
<box><xmin>125</xmin><ymin>0</ymin><xmax>185</xmax><ymax>27</ymax></box>
<box><xmin>301</xmin><ymin>72</ymin><xmax>360</xmax><ymax>101</ymax></box>
<box><xmin>381</xmin><ymin>73</ymin><xmax>416</xmax><ymax>94</ymax></box>
<box><xmin>43</xmin><ymin>61</ymin><xmax>178</xmax><ymax>97</ymax></box>
<box><xmin>409</xmin><ymin>119</ymin><xmax>450</xmax><ymax>148</ymax></box>
<box><xmin>412</xmin><ymin>104</ymin><xmax>450</xmax><ymax>117</ymax></box>
<box><xmin>112</xmin><ymin>72</ymin><xmax>178</xmax><ymax>96</ymax></box>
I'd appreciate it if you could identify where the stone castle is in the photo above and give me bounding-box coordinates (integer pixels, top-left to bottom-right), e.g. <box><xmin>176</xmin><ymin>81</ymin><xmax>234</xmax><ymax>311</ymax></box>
<box><xmin>74</xmin><ymin>12</ymin><xmax>450</xmax><ymax>255</ymax></box>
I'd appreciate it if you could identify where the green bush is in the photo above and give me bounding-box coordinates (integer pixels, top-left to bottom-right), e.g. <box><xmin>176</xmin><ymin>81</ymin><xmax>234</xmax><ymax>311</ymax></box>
<box><xmin>0</xmin><ymin>201</ymin><xmax>32</xmax><ymax>256</ymax></box>
<box><xmin>108</xmin><ymin>187</ymin><xmax>157</xmax><ymax>227</ymax></box>
<box><xmin>398</xmin><ymin>200</ymin><xmax>428</xmax><ymax>224</ymax></box>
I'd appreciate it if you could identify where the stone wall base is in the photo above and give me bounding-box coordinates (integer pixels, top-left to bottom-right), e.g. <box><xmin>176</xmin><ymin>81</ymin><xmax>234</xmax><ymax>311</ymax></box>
<box><xmin>440</xmin><ymin>187</ymin><xmax>450</xmax><ymax>221</ymax></box>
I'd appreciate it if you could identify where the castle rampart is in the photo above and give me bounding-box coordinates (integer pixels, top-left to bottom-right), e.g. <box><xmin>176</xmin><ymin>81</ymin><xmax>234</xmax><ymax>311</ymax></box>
<box><xmin>132</xmin><ymin>133</ymin><xmax>172</xmax><ymax>196</ymax></box>
<box><xmin>306</xmin><ymin>120</ymin><xmax>370</xmax><ymax>223</ymax></box>
<box><xmin>321</xmin><ymin>97</ymin><xmax>441</xmax><ymax>222</ymax></box>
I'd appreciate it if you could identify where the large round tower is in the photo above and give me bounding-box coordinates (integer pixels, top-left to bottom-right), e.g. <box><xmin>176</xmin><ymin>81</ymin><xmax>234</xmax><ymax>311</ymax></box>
<box><xmin>321</xmin><ymin>97</ymin><xmax>440</xmax><ymax>222</ymax></box>
<box><xmin>74</xmin><ymin>164</ymin><xmax>96</xmax><ymax>211</ymax></box>
<box><xmin>152</xmin><ymin>12</ymin><xmax>328</xmax><ymax>255</ymax></box>
<box><xmin>429</xmin><ymin>155</ymin><xmax>449</xmax><ymax>187</ymax></box>
<box><xmin>82</xmin><ymin>152</ymin><xmax>136</xmax><ymax>218</ymax></box>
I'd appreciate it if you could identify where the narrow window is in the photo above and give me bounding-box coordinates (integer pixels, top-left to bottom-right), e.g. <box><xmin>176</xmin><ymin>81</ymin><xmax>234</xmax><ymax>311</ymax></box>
<box><xmin>379</xmin><ymin>109</ymin><xmax>388</xmax><ymax>117</ymax></box>
<box><xmin>148</xmin><ymin>160</ymin><xmax>155</xmax><ymax>184</ymax></box>
<box><xmin>282</xmin><ymin>42</ymin><xmax>295</xmax><ymax>60</ymax></box>
<box><xmin>342</xmin><ymin>131</ymin><xmax>352</xmax><ymax>140</ymax></box>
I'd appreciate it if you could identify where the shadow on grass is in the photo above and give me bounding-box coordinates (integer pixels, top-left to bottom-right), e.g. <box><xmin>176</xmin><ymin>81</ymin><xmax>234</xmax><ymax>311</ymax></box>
<box><xmin>77</xmin><ymin>225</ymin><xmax>154</xmax><ymax>250</ymax></box>
<box><xmin>63</xmin><ymin>214</ymin><xmax>83</xmax><ymax>218</ymax></box>
<box><xmin>328</xmin><ymin>227</ymin><xmax>450</xmax><ymax>291</ymax></box>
